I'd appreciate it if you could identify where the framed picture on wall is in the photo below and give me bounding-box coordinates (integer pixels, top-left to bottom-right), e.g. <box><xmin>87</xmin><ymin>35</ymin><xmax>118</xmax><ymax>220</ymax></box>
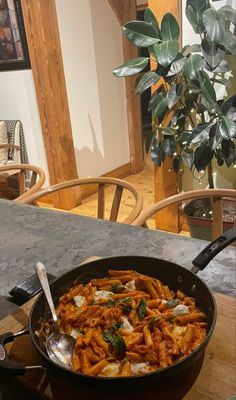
<box><xmin>0</xmin><ymin>0</ymin><xmax>31</xmax><ymax>71</ymax></box>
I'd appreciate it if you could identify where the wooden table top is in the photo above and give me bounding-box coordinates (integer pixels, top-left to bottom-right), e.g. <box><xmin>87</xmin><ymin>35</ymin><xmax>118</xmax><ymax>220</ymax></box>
<box><xmin>0</xmin><ymin>291</ymin><xmax>235</xmax><ymax>400</ymax></box>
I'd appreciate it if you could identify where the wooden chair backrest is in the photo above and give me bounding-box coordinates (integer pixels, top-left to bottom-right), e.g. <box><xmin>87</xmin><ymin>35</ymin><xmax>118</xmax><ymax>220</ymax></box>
<box><xmin>0</xmin><ymin>163</ymin><xmax>46</xmax><ymax>202</ymax></box>
<box><xmin>19</xmin><ymin>176</ymin><xmax>143</xmax><ymax>225</ymax></box>
<box><xmin>132</xmin><ymin>189</ymin><xmax>236</xmax><ymax>239</ymax></box>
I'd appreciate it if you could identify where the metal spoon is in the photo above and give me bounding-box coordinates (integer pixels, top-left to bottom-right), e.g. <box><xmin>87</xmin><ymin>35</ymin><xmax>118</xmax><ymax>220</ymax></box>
<box><xmin>35</xmin><ymin>262</ymin><xmax>75</xmax><ymax>369</ymax></box>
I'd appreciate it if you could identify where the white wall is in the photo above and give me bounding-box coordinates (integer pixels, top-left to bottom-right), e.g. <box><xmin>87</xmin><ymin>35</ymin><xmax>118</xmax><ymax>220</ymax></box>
<box><xmin>0</xmin><ymin>70</ymin><xmax>49</xmax><ymax>179</ymax></box>
<box><xmin>0</xmin><ymin>0</ymin><xmax>129</xmax><ymax>181</ymax></box>
<box><xmin>55</xmin><ymin>0</ymin><xmax>129</xmax><ymax>178</ymax></box>
<box><xmin>182</xmin><ymin>0</ymin><xmax>236</xmax><ymax>190</ymax></box>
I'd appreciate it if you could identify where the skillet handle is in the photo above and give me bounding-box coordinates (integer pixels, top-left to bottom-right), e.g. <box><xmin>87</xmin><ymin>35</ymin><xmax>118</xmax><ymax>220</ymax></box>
<box><xmin>192</xmin><ymin>227</ymin><xmax>236</xmax><ymax>274</ymax></box>
<box><xmin>0</xmin><ymin>330</ymin><xmax>45</xmax><ymax>376</ymax></box>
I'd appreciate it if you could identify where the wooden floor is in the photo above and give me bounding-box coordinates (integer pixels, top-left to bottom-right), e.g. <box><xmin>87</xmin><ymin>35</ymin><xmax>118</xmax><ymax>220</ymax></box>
<box><xmin>39</xmin><ymin>157</ymin><xmax>190</xmax><ymax>235</ymax></box>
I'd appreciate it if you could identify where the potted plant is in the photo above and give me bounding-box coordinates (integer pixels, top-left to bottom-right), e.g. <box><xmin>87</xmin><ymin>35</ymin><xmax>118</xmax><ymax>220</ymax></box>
<box><xmin>113</xmin><ymin>0</ymin><xmax>236</xmax><ymax>239</ymax></box>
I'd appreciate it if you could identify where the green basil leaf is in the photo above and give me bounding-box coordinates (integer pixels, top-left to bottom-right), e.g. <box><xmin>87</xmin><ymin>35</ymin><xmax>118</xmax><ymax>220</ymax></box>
<box><xmin>107</xmin><ymin>299</ymin><xmax>116</xmax><ymax>308</ymax></box>
<box><xmin>111</xmin><ymin>284</ymin><xmax>126</xmax><ymax>293</ymax></box>
<box><xmin>166</xmin><ymin>299</ymin><xmax>179</xmax><ymax>308</ymax></box>
<box><xmin>138</xmin><ymin>298</ymin><xmax>147</xmax><ymax>320</ymax></box>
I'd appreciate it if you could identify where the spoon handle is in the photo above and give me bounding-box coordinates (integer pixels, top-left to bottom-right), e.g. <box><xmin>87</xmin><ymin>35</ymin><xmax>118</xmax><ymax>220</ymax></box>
<box><xmin>35</xmin><ymin>262</ymin><xmax>58</xmax><ymax>324</ymax></box>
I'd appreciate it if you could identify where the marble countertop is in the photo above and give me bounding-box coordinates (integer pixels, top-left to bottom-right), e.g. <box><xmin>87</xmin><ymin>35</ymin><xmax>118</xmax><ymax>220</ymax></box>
<box><xmin>0</xmin><ymin>199</ymin><xmax>235</xmax><ymax>297</ymax></box>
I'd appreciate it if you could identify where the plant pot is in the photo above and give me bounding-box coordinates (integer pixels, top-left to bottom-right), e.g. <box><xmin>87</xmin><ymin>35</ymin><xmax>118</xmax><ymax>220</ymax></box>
<box><xmin>183</xmin><ymin>197</ymin><xmax>236</xmax><ymax>241</ymax></box>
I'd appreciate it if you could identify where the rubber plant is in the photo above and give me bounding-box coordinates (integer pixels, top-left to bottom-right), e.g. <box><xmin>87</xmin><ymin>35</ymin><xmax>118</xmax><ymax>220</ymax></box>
<box><xmin>113</xmin><ymin>0</ymin><xmax>236</xmax><ymax>189</ymax></box>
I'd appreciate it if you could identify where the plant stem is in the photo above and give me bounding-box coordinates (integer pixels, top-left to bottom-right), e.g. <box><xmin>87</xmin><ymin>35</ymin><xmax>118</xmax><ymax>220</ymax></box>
<box><xmin>207</xmin><ymin>162</ymin><xmax>214</xmax><ymax>189</ymax></box>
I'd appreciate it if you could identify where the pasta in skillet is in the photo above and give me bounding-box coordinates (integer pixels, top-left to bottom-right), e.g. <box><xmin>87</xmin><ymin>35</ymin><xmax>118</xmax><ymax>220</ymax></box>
<box><xmin>54</xmin><ymin>270</ymin><xmax>207</xmax><ymax>377</ymax></box>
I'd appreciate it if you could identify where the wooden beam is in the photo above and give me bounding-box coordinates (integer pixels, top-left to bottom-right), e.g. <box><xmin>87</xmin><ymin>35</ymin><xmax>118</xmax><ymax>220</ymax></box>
<box><xmin>21</xmin><ymin>0</ymin><xmax>80</xmax><ymax>210</ymax></box>
<box><xmin>149</xmin><ymin>0</ymin><xmax>182</xmax><ymax>233</ymax></box>
<box><xmin>108</xmin><ymin>0</ymin><xmax>144</xmax><ymax>174</ymax></box>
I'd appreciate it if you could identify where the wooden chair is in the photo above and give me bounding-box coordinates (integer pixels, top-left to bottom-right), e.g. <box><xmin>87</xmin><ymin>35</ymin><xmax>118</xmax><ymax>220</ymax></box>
<box><xmin>19</xmin><ymin>177</ymin><xmax>143</xmax><ymax>224</ymax></box>
<box><xmin>131</xmin><ymin>189</ymin><xmax>236</xmax><ymax>239</ymax></box>
<box><xmin>0</xmin><ymin>163</ymin><xmax>46</xmax><ymax>202</ymax></box>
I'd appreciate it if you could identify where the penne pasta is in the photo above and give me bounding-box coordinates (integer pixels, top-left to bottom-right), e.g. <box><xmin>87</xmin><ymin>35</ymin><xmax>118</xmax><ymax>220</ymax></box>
<box><xmin>41</xmin><ymin>269</ymin><xmax>208</xmax><ymax>377</ymax></box>
<box><xmin>87</xmin><ymin>359</ymin><xmax>109</xmax><ymax>376</ymax></box>
<box><xmin>120</xmin><ymin>361</ymin><xmax>132</xmax><ymax>377</ymax></box>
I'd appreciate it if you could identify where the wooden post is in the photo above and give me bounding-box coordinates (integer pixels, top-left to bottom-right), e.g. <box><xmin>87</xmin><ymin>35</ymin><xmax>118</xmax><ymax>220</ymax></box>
<box><xmin>149</xmin><ymin>0</ymin><xmax>182</xmax><ymax>233</ymax></box>
<box><xmin>108</xmin><ymin>0</ymin><xmax>144</xmax><ymax>174</ymax></box>
<box><xmin>21</xmin><ymin>0</ymin><xmax>80</xmax><ymax>210</ymax></box>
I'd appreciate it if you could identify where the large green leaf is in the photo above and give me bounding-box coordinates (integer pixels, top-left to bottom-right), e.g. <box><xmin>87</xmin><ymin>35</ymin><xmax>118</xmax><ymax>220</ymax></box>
<box><xmin>219</xmin><ymin>116</ymin><xmax>236</xmax><ymax>139</ymax></box>
<box><xmin>184</xmin><ymin>54</ymin><xmax>203</xmax><ymax>80</ymax></box>
<box><xmin>202</xmin><ymin>8</ymin><xmax>225</xmax><ymax>43</ymax></box>
<box><xmin>209</xmin><ymin>122</ymin><xmax>222</xmax><ymax>151</ymax></box>
<box><xmin>198</xmin><ymin>71</ymin><xmax>217</xmax><ymax>106</ymax></box>
<box><xmin>155</xmin><ymin>40</ymin><xmax>179</xmax><ymax>68</ymax></box>
<box><xmin>161</xmin><ymin>13</ymin><xmax>180</xmax><ymax>41</ymax></box>
<box><xmin>153</xmin><ymin>96</ymin><xmax>168</xmax><ymax>118</ymax></box>
<box><xmin>182</xmin><ymin>149</ymin><xmax>195</xmax><ymax>169</ymax></box>
<box><xmin>173</xmin><ymin>155</ymin><xmax>183</xmax><ymax>173</ymax></box>
<box><xmin>220</xmin><ymin>31</ymin><xmax>236</xmax><ymax>55</ymax></box>
<box><xmin>190</xmin><ymin>123</ymin><xmax>212</xmax><ymax>145</ymax></box>
<box><xmin>167</xmin><ymin>54</ymin><xmax>186</xmax><ymax>76</ymax></box>
<box><xmin>135</xmin><ymin>71</ymin><xmax>160</xmax><ymax>95</ymax></box>
<box><xmin>218</xmin><ymin>5</ymin><xmax>236</xmax><ymax>25</ymax></box>
<box><xmin>186</xmin><ymin>0</ymin><xmax>210</xmax><ymax>33</ymax></box>
<box><xmin>186</xmin><ymin>5</ymin><xmax>199</xmax><ymax>33</ymax></box>
<box><xmin>162</xmin><ymin>128</ymin><xmax>176</xmax><ymax>136</ymax></box>
<box><xmin>221</xmin><ymin>139</ymin><xmax>236</xmax><ymax>167</ymax></box>
<box><xmin>201</xmin><ymin>39</ymin><xmax>225</xmax><ymax>70</ymax></box>
<box><xmin>194</xmin><ymin>144</ymin><xmax>213</xmax><ymax>171</ymax></box>
<box><xmin>204</xmin><ymin>59</ymin><xmax>229</xmax><ymax>73</ymax></box>
<box><xmin>162</xmin><ymin>137</ymin><xmax>176</xmax><ymax>157</ymax></box>
<box><xmin>148</xmin><ymin>91</ymin><xmax>162</xmax><ymax>112</ymax></box>
<box><xmin>182</xmin><ymin>44</ymin><xmax>201</xmax><ymax>56</ymax></box>
<box><xmin>144</xmin><ymin>8</ymin><xmax>160</xmax><ymax>36</ymax></box>
<box><xmin>145</xmin><ymin>132</ymin><xmax>156</xmax><ymax>154</ymax></box>
<box><xmin>167</xmin><ymin>83</ymin><xmax>184</xmax><ymax>109</ymax></box>
<box><xmin>113</xmin><ymin>57</ymin><xmax>149</xmax><ymax>77</ymax></box>
<box><xmin>151</xmin><ymin>142</ymin><xmax>165</xmax><ymax>166</ymax></box>
<box><xmin>123</xmin><ymin>21</ymin><xmax>160</xmax><ymax>47</ymax></box>
<box><xmin>221</xmin><ymin>94</ymin><xmax>236</xmax><ymax>119</ymax></box>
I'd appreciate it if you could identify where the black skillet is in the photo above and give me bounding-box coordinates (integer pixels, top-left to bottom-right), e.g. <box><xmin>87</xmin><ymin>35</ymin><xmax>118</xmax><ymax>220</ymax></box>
<box><xmin>0</xmin><ymin>227</ymin><xmax>235</xmax><ymax>388</ymax></box>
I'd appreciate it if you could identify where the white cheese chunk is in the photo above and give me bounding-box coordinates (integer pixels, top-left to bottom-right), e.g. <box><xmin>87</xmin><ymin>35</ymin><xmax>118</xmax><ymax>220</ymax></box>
<box><xmin>173</xmin><ymin>304</ymin><xmax>189</xmax><ymax>316</ymax></box>
<box><xmin>120</xmin><ymin>317</ymin><xmax>133</xmax><ymax>332</ymax></box>
<box><xmin>94</xmin><ymin>290</ymin><xmax>113</xmax><ymax>301</ymax></box>
<box><xmin>70</xmin><ymin>328</ymin><xmax>82</xmax><ymax>339</ymax></box>
<box><xmin>131</xmin><ymin>362</ymin><xmax>150</xmax><ymax>375</ymax></box>
<box><xmin>73</xmin><ymin>295</ymin><xmax>86</xmax><ymax>308</ymax></box>
<box><xmin>100</xmin><ymin>362</ymin><xmax>120</xmax><ymax>376</ymax></box>
<box><xmin>125</xmin><ymin>280</ymin><xmax>136</xmax><ymax>290</ymax></box>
